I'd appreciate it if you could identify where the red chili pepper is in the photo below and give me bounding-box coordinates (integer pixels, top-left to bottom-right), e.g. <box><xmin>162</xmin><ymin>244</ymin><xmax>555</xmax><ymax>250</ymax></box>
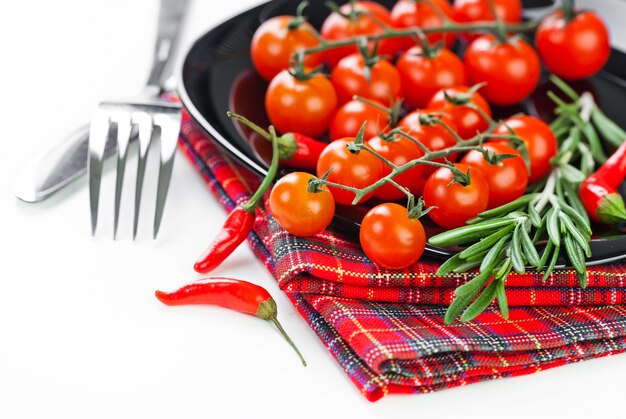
<box><xmin>155</xmin><ymin>277</ymin><xmax>306</xmax><ymax>366</ymax></box>
<box><xmin>194</xmin><ymin>125</ymin><xmax>281</xmax><ymax>274</ymax></box>
<box><xmin>228</xmin><ymin>111</ymin><xmax>325</xmax><ymax>171</ymax></box>
<box><xmin>193</xmin><ymin>206</ymin><xmax>255</xmax><ymax>274</ymax></box>
<box><xmin>579</xmin><ymin>140</ymin><xmax>626</xmax><ymax>224</ymax></box>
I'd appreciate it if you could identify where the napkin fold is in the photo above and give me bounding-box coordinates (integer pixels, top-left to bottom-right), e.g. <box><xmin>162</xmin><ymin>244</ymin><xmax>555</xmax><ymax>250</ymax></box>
<box><xmin>179</xmin><ymin>109</ymin><xmax>626</xmax><ymax>401</ymax></box>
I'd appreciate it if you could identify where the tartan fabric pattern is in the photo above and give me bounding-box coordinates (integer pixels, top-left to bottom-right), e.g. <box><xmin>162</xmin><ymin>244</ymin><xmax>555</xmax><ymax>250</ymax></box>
<box><xmin>179</xmin><ymin>108</ymin><xmax>626</xmax><ymax>401</ymax></box>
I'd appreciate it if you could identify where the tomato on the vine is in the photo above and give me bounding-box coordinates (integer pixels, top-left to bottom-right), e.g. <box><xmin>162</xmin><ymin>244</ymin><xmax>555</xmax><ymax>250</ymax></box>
<box><xmin>269</xmin><ymin>172</ymin><xmax>335</xmax><ymax>237</ymax></box>
<box><xmin>330</xmin><ymin>99</ymin><xmax>390</xmax><ymax>141</ymax></box>
<box><xmin>492</xmin><ymin>115</ymin><xmax>558</xmax><ymax>183</ymax></box>
<box><xmin>320</xmin><ymin>1</ymin><xmax>399</xmax><ymax>68</ymax></box>
<box><xmin>423</xmin><ymin>163</ymin><xmax>490</xmax><ymax>229</ymax></box>
<box><xmin>460</xmin><ymin>142</ymin><xmax>528</xmax><ymax>209</ymax></box>
<box><xmin>453</xmin><ymin>0</ymin><xmax>522</xmax><ymax>42</ymax></box>
<box><xmin>265</xmin><ymin>70</ymin><xmax>338</xmax><ymax>138</ymax></box>
<box><xmin>396</xmin><ymin>46</ymin><xmax>465</xmax><ymax>110</ymax></box>
<box><xmin>331</xmin><ymin>53</ymin><xmax>403</xmax><ymax>106</ymax></box>
<box><xmin>427</xmin><ymin>86</ymin><xmax>492</xmax><ymax>139</ymax></box>
<box><xmin>316</xmin><ymin>139</ymin><xmax>384</xmax><ymax>205</ymax></box>
<box><xmin>536</xmin><ymin>10</ymin><xmax>610</xmax><ymax>81</ymax></box>
<box><xmin>367</xmin><ymin>135</ymin><xmax>424</xmax><ymax>201</ymax></box>
<box><xmin>250</xmin><ymin>16</ymin><xmax>324</xmax><ymax>82</ymax></box>
<box><xmin>390</xmin><ymin>0</ymin><xmax>456</xmax><ymax>51</ymax></box>
<box><xmin>464</xmin><ymin>34</ymin><xmax>540</xmax><ymax>106</ymax></box>
<box><xmin>360</xmin><ymin>202</ymin><xmax>426</xmax><ymax>270</ymax></box>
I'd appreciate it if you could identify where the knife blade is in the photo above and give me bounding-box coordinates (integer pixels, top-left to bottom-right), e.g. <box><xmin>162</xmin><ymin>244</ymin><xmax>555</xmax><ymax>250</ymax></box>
<box><xmin>14</xmin><ymin>0</ymin><xmax>189</xmax><ymax>203</ymax></box>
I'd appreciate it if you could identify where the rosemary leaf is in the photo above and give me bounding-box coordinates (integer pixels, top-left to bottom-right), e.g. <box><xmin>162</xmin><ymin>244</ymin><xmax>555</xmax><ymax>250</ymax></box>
<box><xmin>436</xmin><ymin>253</ymin><xmax>465</xmax><ymax>276</ymax></box>
<box><xmin>519</xmin><ymin>225</ymin><xmax>541</xmax><ymax>266</ymax></box>
<box><xmin>474</xmin><ymin>194</ymin><xmax>537</xmax><ymax>219</ymax></box>
<box><xmin>444</xmin><ymin>292</ymin><xmax>475</xmax><ymax>325</ymax></box>
<box><xmin>511</xmin><ymin>225</ymin><xmax>527</xmax><ymax>274</ymax></box>
<box><xmin>546</xmin><ymin>208</ymin><xmax>561</xmax><ymax>247</ymax></box>
<box><xmin>480</xmin><ymin>235</ymin><xmax>510</xmax><ymax>273</ymax></box>
<box><xmin>496</xmin><ymin>279</ymin><xmax>509</xmax><ymax>319</ymax></box>
<box><xmin>459</xmin><ymin>224</ymin><xmax>516</xmax><ymax>260</ymax></box>
<box><xmin>460</xmin><ymin>281</ymin><xmax>499</xmax><ymax>322</ymax></box>
<box><xmin>543</xmin><ymin>245</ymin><xmax>561</xmax><ymax>281</ymax></box>
<box><xmin>428</xmin><ymin>218</ymin><xmax>516</xmax><ymax>247</ymax></box>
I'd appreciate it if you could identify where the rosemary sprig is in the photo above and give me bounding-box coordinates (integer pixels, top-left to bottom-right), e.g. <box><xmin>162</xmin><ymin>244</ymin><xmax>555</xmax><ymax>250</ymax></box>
<box><xmin>430</xmin><ymin>75</ymin><xmax>618</xmax><ymax>324</ymax></box>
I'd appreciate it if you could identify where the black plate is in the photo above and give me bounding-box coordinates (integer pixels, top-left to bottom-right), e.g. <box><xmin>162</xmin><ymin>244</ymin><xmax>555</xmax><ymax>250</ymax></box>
<box><xmin>178</xmin><ymin>0</ymin><xmax>626</xmax><ymax>265</ymax></box>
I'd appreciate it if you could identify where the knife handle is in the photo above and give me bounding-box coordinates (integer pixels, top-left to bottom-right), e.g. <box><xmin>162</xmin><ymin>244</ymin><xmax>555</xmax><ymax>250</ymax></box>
<box><xmin>14</xmin><ymin>124</ymin><xmax>118</xmax><ymax>203</ymax></box>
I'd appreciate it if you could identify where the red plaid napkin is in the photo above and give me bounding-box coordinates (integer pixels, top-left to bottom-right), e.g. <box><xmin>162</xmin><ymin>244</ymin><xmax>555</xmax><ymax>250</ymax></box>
<box><xmin>179</xmin><ymin>109</ymin><xmax>626</xmax><ymax>401</ymax></box>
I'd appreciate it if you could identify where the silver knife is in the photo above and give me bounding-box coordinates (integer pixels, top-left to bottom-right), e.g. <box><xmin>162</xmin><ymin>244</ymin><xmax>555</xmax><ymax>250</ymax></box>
<box><xmin>14</xmin><ymin>0</ymin><xmax>189</xmax><ymax>203</ymax></box>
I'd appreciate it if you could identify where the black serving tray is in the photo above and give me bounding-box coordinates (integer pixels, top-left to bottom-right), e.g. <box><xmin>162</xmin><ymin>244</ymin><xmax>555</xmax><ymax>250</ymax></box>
<box><xmin>178</xmin><ymin>0</ymin><xmax>626</xmax><ymax>265</ymax></box>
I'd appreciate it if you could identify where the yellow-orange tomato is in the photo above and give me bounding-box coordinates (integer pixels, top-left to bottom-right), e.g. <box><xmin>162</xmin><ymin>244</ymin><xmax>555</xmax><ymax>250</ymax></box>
<box><xmin>269</xmin><ymin>172</ymin><xmax>335</xmax><ymax>237</ymax></box>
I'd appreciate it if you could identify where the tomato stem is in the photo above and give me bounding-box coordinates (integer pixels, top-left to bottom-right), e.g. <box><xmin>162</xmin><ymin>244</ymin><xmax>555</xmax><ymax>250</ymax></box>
<box><xmin>561</xmin><ymin>0</ymin><xmax>576</xmax><ymax>22</ymax></box>
<box><xmin>293</xmin><ymin>20</ymin><xmax>537</xmax><ymax>59</ymax></box>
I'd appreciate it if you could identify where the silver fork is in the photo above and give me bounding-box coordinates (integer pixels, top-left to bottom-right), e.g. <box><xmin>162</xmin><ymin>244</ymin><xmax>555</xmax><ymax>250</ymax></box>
<box><xmin>87</xmin><ymin>0</ymin><xmax>187</xmax><ymax>240</ymax></box>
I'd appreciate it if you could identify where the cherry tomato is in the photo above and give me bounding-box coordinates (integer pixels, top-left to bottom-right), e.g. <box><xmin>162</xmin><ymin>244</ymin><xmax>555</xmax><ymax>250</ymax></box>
<box><xmin>269</xmin><ymin>172</ymin><xmax>336</xmax><ymax>237</ymax></box>
<box><xmin>460</xmin><ymin>142</ymin><xmax>528</xmax><ymax>209</ymax></box>
<box><xmin>250</xmin><ymin>16</ymin><xmax>324</xmax><ymax>82</ymax></box>
<box><xmin>316</xmin><ymin>139</ymin><xmax>384</xmax><ymax>205</ymax></box>
<box><xmin>359</xmin><ymin>202</ymin><xmax>426</xmax><ymax>269</ymax></box>
<box><xmin>464</xmin><ymin>34</ymin><xmax>541</xmax><ymax>106</ymax></box>
<box><xmin>396</xmin><ymin>46</ymin><xmax>465</xmax><ymax>110</ymax></box>
<box><xmin>399</xmin><ymin>110</ymin><xmax>459</xmax><ymax>177</ymax></box>
<box><xmin>423</xmin><ymin>163</ymin><xmax>490</xmax><ymax>229</ymax></box>
<box><xmin>265</xmin><ymin>70</ymin><xmax>338</xmax><ymax>138</ymax></box>
<box><xmin>493</xmin><ymin>115</ymin><xmax>557</xmax><ymax>183</ymax></box>
<box><xmin>427</xmin><ymin>85</ymin><xmax>492</xmax><ymax>139</ymax></box>
<box><xmin>536</xmin><ymin>10</ymin><xmax>611</xmax><ymax>81</ymax></box>
<box><xmin>390</xmin><ymin>0</ymin><xmax>456</xmax><ymax>51</ymax></box>
<box><xmin>453</xmin><ymin>0</ymin><xmax>522</xmax><ymax>42</ymax></box>
<box><xmin>331</xmin><ymin>53</ymin><xmax>402</xmax><ymax>106</ymax></box>
<box><xmin>330</xmin><ymin>99</ymin><xmax>389</xmax><ymax>141</ymax></box>
<box><xmin>367</xmin><ymin>135</ymin><xmax>424</xmax><ymax>201</ymax></box>
<box><xmin>320</xmin><ymin>1</ymin><xmax>398</xmax><ymax>68</ymax></box>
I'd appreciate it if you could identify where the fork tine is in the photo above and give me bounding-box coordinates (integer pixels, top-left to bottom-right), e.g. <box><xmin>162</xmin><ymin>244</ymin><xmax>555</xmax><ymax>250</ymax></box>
<box><xmin>112</xmin><ymin>112</ymin><xmax>133</xmax><ymax>240</ymax></box>
<box><xmin>153</xmin><ymin>111</ymin><xmax>182</xmax><ymax>239</ymax></box>
<box><xmin>132</xmin><ymin>112</ymin><xmax>154</xmax><ymax>240</ymax></box>
<box><xmin>88</xmin><ymin>111</ymin><xmax>111</xmax><ymax>236</ymax></box>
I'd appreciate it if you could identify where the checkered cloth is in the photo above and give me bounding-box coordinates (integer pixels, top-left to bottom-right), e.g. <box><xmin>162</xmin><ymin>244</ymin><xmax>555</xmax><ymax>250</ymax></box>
<box><xmin>179</xmin><ymin>109</ymin><xmax>626</xmax><ymax>401</ymax></box>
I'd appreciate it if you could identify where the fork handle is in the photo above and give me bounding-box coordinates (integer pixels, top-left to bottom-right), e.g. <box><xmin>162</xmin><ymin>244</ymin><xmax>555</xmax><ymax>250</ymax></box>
<box><xmin>146</xmin><ymin>0</ymin><xmax>189</xmax><ymax>89</ymax></box>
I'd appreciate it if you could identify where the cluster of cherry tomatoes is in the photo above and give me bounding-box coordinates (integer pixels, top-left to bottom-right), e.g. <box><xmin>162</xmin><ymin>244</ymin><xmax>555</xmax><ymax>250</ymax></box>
<box><xmin>251</xmin><ymin>0</ymin><xmax>610</xmax><ymax>270</ymax></box>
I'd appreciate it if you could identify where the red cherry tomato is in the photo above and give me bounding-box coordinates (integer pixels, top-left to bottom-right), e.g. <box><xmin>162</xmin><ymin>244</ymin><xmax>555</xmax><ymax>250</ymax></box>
<box><xmin>398</xmin><ymin>110</ymin><xmax>459</xmax><ymax>177</ymax></box>
<box><xmin>464</xmin><ymin>34</ymin><xmax>541</xmax><ymax>106</ymax></box>
<box><xmin>359</xmin><ymin>202</ymin><xmax>426</xmax><ymax>269</ymax></box>
<box><xmin>320</xmin><ymin>1</ymin><xmax>398</xmax><ymax>68</ymax></box>
<box><xmin>453</xmin><ymin>0</ymin><xmax>522</xmax><ymax>42</ymax></box>
<box><xmin>265</xmin><ymin>70</ymin><xmax>338</xmax><ymax>138</ymax></box>
<box><xmin>330</xmin><ymin>99</ymin><xmax>389</xmax><ymax>141</ymax></box>
<box><xmin>427</xmin><ymin>85</ymin><xmax>492</xmax><ymax>139</ymax></box>
<box><xmin>250</xmin><ymin>16</ymin><xmax>324</xmax><ymax>82</ymax></box>
<box><xmin>493</xmin><ymin>115</ymin><xmax>558</xmax><ymax>183</ymax></box>
<box><xmin>390</xmin><ymin>0</ymin><xmax>456</xmax><ymax>51</ymax></box>
<box><xmin>536</xmin><ymin>10</ymin><xmax>611</xmax><ymax>81</ymax></box>
<box><xmin>316</xmin><ymin>139</ymin><xmax>384</xmax><ymax>205</ymax></box>
<box><xmin>269</xmin><ymin>172</ymin><xmax>336</xmax><ymax>237</ymax></box>
<box><xmin>396</xmin><ymin>46</ymin><xmax>466</xmax><ymax>110</ymax></box>
<box><xmin>331</xmin><ymin>53</ymin><xmax>403</xmax><ymax>106</ymax></box>
<box><xmin>460</xmin><ymin>142</ymin><xmax>528</xmax><ymax>208</ymax></box>
<box><xmin>367</xmin><ymin>135</ymin><xmax>424</xmax><ymax>201</ymax></box>
<box><xmin>423</xmin><ymin>163</ymin><xmax>490</xmax><ymax>229</ymax></box>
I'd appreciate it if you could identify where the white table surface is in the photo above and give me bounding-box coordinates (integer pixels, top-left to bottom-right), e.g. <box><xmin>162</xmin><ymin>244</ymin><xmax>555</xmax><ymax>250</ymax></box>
<box><xmin>2</xmin><ymin>1</ymin><xmax>625</xmax><ymax>418</ymax></box>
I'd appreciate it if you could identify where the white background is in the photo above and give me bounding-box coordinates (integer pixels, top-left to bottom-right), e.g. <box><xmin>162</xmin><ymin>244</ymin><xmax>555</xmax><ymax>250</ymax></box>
<box><xmin>1</xmin><ymin>0</ymin><xmax>626</xmax><ymax>418</ymax></box>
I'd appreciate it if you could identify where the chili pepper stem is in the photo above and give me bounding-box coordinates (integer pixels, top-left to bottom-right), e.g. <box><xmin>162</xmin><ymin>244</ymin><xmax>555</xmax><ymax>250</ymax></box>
<box><xmin>228</xmin><ymin>112</ymin><xmax>298</xmax><ymax>160</ymax></box>
<box><xmin>257</xmin><ymin>299</ymin><xmax>307</xmax><ymax>366</ymax></box>
<box><xmin>242</xmin><ymin>126</ymin><xmax>281</xmax><ymax>213</ymax></box>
